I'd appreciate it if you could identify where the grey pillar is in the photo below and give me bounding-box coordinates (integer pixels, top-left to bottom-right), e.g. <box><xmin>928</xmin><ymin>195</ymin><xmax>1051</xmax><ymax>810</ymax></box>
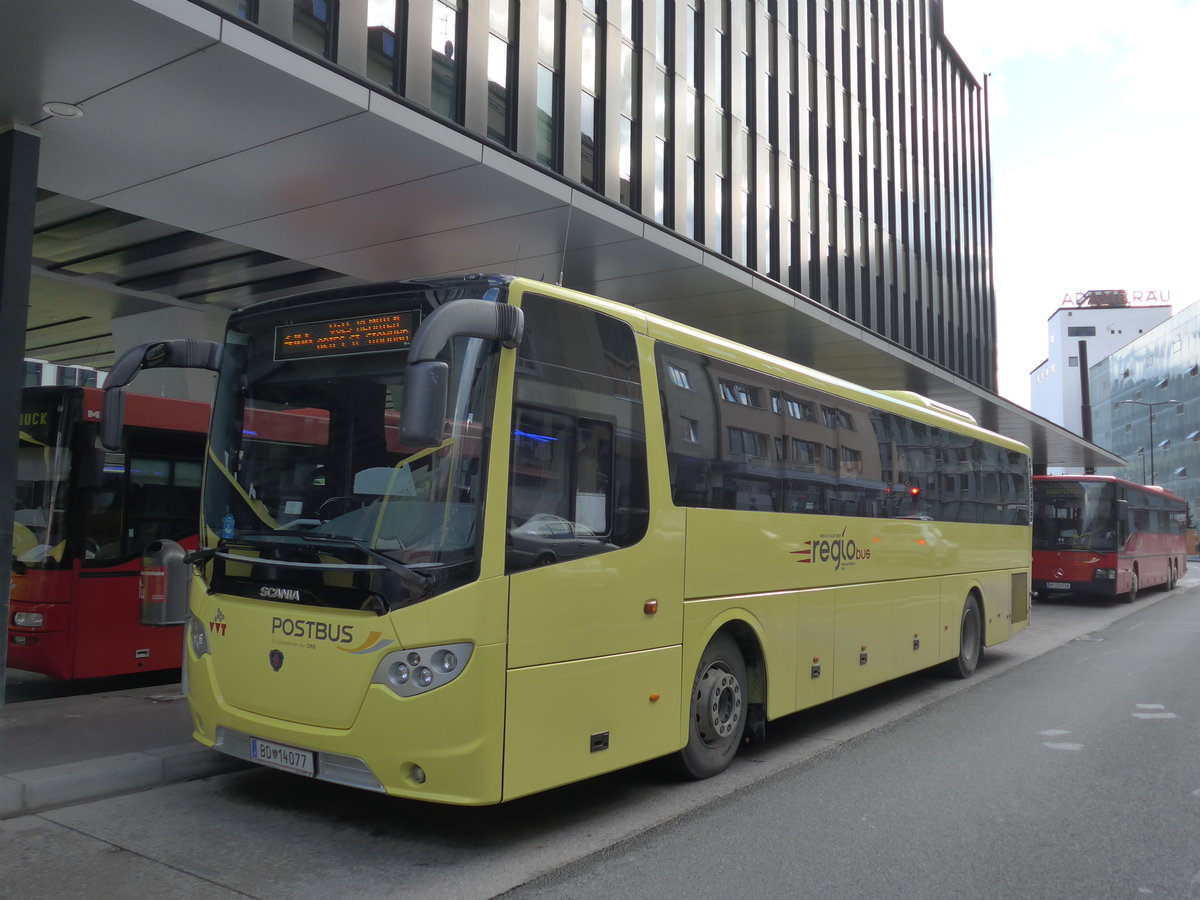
<box><xmin>0</xmin><ymin>124</ymin><xmax>40</xmax><ymax>705</ymax></box>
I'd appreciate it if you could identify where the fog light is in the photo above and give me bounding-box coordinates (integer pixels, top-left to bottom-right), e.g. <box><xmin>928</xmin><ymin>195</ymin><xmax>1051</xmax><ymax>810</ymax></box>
<box><xmin>410</xmin><ymin>765</ymin><xmax>426</xmax><ymax>784</ymax></box>
<box><xmin>13</xmin><ymin>612</ymin><xmax>43</xmax><ymax>627</ymax></box>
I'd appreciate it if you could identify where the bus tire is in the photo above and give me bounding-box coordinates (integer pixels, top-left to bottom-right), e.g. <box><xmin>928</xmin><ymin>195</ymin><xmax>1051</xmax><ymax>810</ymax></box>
<box><xmin>678</xmin><ymin>632</ymin><xmax>747</xmax><ymax>779</ymax></box>
<box><xmin>1166</xmin><ymin>563</ymin><xmax>1177</xmax><ymax>591</ymax></box>
<box><xmin>1123</xmin><ymin>571</ymin><xmax>1138</xmax><ymax>604</ymax></box>
<box><xmin>942</xmin><ymin>594</ymin><xmax>983</xmax><ymax>679</ymax></box>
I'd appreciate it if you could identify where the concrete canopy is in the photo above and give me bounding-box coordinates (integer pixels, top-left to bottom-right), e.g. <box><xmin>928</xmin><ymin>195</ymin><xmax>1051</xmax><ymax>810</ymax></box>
<box><xmin>3</xmin><ymin>0</ymin><xmax>1121</xmax><ymax>469</ymax></box>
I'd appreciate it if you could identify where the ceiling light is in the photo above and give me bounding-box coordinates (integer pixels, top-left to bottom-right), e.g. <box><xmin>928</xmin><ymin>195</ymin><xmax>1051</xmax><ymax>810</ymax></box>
<box><xmin>43</xmin><ymin>102</ymin><xmax>84</xmax><ymax>119</ymax></box>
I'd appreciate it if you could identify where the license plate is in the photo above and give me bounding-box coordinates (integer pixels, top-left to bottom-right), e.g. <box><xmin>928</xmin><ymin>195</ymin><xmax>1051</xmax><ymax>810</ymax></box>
<box><xmin>250</xmin><ymin>737</ymin><xmax>315</xmax><ymax>777</ymax></box>
<box><xmin>1045</xmin><ymin>582</ymin><xmax>1070</xmax><ymax>590</ymax></box>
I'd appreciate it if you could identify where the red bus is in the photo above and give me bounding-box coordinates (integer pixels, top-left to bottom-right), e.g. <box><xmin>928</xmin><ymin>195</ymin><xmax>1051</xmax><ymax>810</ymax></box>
<box><xmin>1032</xmin><ymin>474</ymin><xmax>1189</xmax><ymax>602</ymax></box>
<box><xmin>9</xmin><ymin>386</ymin><xmax>209</xmax><ymax>679</ymax></box>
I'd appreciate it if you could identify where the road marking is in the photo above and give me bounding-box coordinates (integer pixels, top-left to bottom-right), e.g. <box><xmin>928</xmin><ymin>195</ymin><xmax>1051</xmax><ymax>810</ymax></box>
<box><xmin>1039</xmin><ymin>729</ymin><xmax>1071</xmax><ymax>736</ymax></box>
<box><xmin>1043</xmin><ymin>742</ymin><xmax>1084</xmax><ymax>751</ymax></box>
<box><xmin>1133</xmin><ymin>703</ymin><xmax>1177</xmax><ymax>720</ymax></box>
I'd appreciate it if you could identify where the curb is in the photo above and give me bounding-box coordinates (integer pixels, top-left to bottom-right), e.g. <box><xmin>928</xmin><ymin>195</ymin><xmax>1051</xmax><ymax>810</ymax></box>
<box><xmin>0</xmin><ymin>744</ymin><xmax>248</xmax><ymax>820</ymax></box>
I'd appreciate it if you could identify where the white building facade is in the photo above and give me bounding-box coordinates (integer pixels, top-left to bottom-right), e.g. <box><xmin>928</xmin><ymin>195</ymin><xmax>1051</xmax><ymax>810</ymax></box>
<box><xmin>1031</xmin><ymin>291</ymin><xmax>1172</xmax><ymax>439</ymax></box>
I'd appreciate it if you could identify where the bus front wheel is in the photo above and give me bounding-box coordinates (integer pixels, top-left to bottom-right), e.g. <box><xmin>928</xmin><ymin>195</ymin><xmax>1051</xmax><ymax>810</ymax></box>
<box><xmin>942</xmin><ymin>594</ymin><xmax>983</xmax><ymax>679</ymax></box>
<box><xmin>678</xmin><ymin>633</ymin><xmax>747</xmax><ymax>779</ymax></box>
<box><xmin>1123</xmin><ymin>571</ymin><xmax>1138</xmax><ymax>604</ymax></box>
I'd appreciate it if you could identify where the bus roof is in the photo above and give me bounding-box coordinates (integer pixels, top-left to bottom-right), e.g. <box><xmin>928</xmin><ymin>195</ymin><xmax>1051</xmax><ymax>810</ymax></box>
<box><xmin>1033</xmin><ymin>474</ymin><xmax>1186</xmax><ymax>501</ymax></box>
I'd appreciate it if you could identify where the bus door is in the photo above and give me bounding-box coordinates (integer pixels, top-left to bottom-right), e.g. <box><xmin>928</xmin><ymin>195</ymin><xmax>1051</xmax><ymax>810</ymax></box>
<box><xmin>500</xmin><ymin>294</ymin><xmax>683</xmax><ymax>800</ymax></box>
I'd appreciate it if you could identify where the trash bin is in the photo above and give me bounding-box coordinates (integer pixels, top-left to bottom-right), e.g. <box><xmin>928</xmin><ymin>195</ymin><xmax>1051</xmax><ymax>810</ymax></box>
<box><xmin>140</xmin><ymin>539</ymin><xmax>189</xmax><ymax>626</ymax></box>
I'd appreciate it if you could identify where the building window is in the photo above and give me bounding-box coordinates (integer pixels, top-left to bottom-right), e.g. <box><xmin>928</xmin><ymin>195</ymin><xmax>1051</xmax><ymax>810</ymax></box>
<box><xmin>650</xmin><ymin>0</ymin><xmax>672</xmax><ymax>224</ymax></box>
<box><xmin>367</xmin><ymin>1</ymin><xmax>402</xmax><ymax>90</ymax></box>
<box><xmin>719</xmin><ymin>380</ymin><xmax>761</xmax><ymax>407</ymax></box>
<box><xmin>791</xmin><ymin>438</ymin><xmax>821</xmax><ymax>466</ymax></box>
<box><xmin>1068</xmin><ymin>356</ymin><xmax>1078</xmax><ymax>367</ymax></box>
<box><xmin>487</xmin><ymin>0</ymin><xmax>515</xmax><ymax>143</ymax></box>
<box><xmin>294</xmin><ymin>0</ymin><xmax>337</xmax><ymax>60</ymax></box>
<box><xmin>667</xmin><ymin>363</ymin><xmax>692</xmax><ymax>388</ymax></box>
<box><xmin>821</xmin><ymin>406</ymin><xmax>854</xmax><ymax>430</ymax></box>
<box><xmin>681</xmin><ymin>416</ymin><xmax>700</xmax><ymax>443</ymax></box>
<box><xmin>431</xmin><ymin>0</ymin><xmax>463</xmax><ymax>121</ymax></box>
<box><xmin>729</xmin><ymin>427</ymin><xmax>768</xmax><ymax>457</ymax></box>
<box><xmin>536</xmin><ymin>0</ymin><xmax>562</xmax><ymax>168</ymax></box>
<box><xmin>1067</xmin><ymin>326</ymin><xmax>1096</xmax><ymax>337</ymax></box>
<box><xmin>581</xmin><ymin>0</ymin><xmax>604</xmax><ymax>188</ymax></box>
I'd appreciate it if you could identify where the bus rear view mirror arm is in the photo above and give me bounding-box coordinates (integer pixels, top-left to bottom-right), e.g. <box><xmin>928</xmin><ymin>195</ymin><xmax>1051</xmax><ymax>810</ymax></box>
<box><xmin>399</xmin><ymin>299</ymin><xmax>523</xmax><ymax>449</ymax></box>
<box><xmin>101</xmin><ymin>339</ymin><xmax>222</xmax><ymax>450</ymax></box>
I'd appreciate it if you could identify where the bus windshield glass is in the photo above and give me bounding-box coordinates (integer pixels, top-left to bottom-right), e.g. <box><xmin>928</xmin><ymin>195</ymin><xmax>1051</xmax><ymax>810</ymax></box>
<box><xmin>15</xmin><ymin>391</ymin><xmax>73</xmax><ymax>568</ymax></box>
<box><xmin>203</xmin><ymin>287</ymin><xmax>501</xmax><ymax>606</ymax></box>
<box><xmin>1032</xmin><ymin>480</ymin><xmax>1118</xmax><ymax>552</ymax></box>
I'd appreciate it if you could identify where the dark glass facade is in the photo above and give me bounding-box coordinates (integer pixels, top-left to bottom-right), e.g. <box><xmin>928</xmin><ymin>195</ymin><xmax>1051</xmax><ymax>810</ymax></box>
<box><xmin>1091</xmin><ymin>302</ymin><xmax>1200</xmax><ymax>522</ymax></box>
<box><xmin>213</xmin><ymin>0</ymin><xmax>996</xmax><ymax>390</ymax></box>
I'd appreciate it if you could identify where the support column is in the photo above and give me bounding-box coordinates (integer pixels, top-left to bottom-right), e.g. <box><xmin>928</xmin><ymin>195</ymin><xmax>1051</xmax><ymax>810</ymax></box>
<box><xmin>0</xmin><ymin>124</ymin><xmax>40</xmax><ymax>705</ymax></box>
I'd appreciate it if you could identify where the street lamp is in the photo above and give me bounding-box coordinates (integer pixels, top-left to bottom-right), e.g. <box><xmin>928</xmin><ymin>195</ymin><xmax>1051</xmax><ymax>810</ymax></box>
<box><xmin>1118</xmin><ymin>399</ymin><xmax>1181</xmax><ymax>485</ymax></box>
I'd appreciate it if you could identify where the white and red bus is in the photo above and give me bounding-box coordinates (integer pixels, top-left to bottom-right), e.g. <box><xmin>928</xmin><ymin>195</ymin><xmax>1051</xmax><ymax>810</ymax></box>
<box><xmin>1033</xmin><ymin>474</ymin><xmax>1189</xmax><ymax>602</ymax></box>
<box><xmin>9</xmin><ymin>386</ymin><xmax>209</xmax><ymax>679</ymax></box>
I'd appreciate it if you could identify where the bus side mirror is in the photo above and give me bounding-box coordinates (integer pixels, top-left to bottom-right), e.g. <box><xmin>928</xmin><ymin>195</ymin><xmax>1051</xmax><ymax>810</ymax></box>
<box><xmin>398</xmin><ymin>361</ymin><xmax>449</xmax><ymax>449</ymax></box>
<box><xmin>100</xmin><ymin>338</ymin><xmax>222</xmax><ymax>450</ymax></box>
<box><xmin>397</xmin><ymin>298</ymin><xmax>522</xmax><ymax>450</ymax></box>
<box><xmin>101</xmin><ymin>389</ymin><xmax>127</xmax><ymax>452</ymax></box>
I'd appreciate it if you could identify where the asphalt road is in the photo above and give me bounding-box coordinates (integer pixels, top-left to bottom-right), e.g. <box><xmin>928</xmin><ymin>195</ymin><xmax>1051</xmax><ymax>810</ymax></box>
<box><xmin>3</xmin><ymin>577</ymin><xmax>1198</xmax><ymax>899</ymax></box>
<box><xmin>509</xmin><ymin>587</ymin><xmax>1200</xmax><ymax>899</ymax></box>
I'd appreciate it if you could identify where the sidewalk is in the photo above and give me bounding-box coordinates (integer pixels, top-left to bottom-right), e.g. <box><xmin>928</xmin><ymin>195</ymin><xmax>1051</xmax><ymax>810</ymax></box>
<box><xmin>0</xmin><ymin>680</ymin><xmax>245</xmax><ymax>819</ymax></box>
<box><xmin>4</xmin><ymin>566</ymin><xmax>1198</xmax><ymax>821</ymax></box>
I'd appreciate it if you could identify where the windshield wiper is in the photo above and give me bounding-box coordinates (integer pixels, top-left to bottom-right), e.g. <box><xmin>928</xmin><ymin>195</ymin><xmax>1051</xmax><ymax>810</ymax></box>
<box><xmin>218</xmin><ymin>530</ymin><xmax>432</xmax><ymax>591</ymax></box>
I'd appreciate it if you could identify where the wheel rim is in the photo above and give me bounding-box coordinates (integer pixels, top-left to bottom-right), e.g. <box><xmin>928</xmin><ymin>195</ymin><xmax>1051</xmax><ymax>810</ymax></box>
<box><xmin>695</xmin><ymin>663</ymin><xmax>743</xmax><ymax>746</ymax></box>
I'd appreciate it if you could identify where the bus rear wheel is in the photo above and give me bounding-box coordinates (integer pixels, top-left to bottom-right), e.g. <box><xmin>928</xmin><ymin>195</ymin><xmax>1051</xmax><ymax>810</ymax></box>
<box><xmin>678</xmin><ymin>633</ymin><xmax>747</xmax><ymax>779</ymax></box>
<box><xmin>942</xmin><ymin>594</ymin><xmax>982</xmax><ymax>679</ymax></box>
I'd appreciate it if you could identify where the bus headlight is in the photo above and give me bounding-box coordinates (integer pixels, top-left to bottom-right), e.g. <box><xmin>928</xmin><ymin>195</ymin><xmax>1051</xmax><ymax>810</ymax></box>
<box><xmin>1093</xmin><ymin>568</ymin><xmax>1116</xmax><ymax>581</ymax></box>
<box><xmin>13</xmin><ymin>612</ymin><xmax>43</xmax><ymax>628</ymax></box>
<box><xmin>371</xmin><ymin>642</ymin><xmax>473</xmax><ymax>698</ymax></box>
<box><xmin>189</xmin><ymin>613</ymin><xmax>212</xmax><ymax>657</ymax></box>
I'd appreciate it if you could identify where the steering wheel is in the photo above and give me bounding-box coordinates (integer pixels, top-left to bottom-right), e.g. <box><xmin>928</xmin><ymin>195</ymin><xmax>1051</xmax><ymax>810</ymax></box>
<box><xmin>316</xmin><ymin>496</ymin><xmax>366</xmax><ymax>522</ymax></box>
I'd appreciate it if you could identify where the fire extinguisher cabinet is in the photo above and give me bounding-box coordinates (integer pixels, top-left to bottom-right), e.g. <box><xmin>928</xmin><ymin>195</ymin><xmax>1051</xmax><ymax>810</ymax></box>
<box><xmin>140</xmin><ymin>539</ymin><xmax>189</xmax><ymax>626</ymax></box>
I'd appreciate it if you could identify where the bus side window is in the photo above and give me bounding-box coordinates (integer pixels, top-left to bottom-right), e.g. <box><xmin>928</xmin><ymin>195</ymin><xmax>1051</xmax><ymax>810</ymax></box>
<box><xmin>505</xmin><ymin>295</ymin><xmax>648</xmax><ymax>573</ymax></box>
<box><xmin>80</xmin><ymin>450</ymin><xmax>128</xmax><ymax>563</ymax></box>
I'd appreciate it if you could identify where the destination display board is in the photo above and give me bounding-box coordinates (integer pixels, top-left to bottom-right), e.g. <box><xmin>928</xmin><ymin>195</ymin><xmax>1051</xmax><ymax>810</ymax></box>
<box><xmin>274</xmin><ymin>311</ymin><xmax>418</xmax><ymax>360</ymax></box>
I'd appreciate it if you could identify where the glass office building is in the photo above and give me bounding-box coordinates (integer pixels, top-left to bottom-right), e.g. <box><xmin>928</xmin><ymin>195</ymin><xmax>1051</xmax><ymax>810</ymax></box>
<box><xmin>204</xmin><ymin>0</ymin><xmax>997</xmax><ymax>390</ymax></box>
<box><xmin>1091</xmin><ymin>302</ymin><xmax>1200</xmax><ymax>520</ymax></box>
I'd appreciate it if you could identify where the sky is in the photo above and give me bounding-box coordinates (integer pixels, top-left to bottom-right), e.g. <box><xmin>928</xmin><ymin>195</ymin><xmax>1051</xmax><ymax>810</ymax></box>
<box><xmin>943</xmin><ymin>0</ymin><xmax>1200</xmax><ymax>409</ymax></box>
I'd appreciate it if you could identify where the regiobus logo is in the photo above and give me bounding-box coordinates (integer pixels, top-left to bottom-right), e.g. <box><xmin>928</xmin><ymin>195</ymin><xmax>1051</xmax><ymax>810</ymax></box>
<box><xmin>791</xmin><ymin>527</ymin><xmax>871</xmax><ymax>571</ymax></box>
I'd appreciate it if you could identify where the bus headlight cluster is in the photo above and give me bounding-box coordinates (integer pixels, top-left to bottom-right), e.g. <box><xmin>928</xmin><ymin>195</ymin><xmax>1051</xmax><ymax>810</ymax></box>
<box><xmin>1093</xmin><ymin>568</ymin><xmax>1116</xmax><ymax>581</ymax></box>
<box><xmin>189</xmin><ymin>613</ymin><xmax>212</xmax><ymax>657</ymax></box>
<box><xmin>371</xmin><ymin>642</ymin><xmax>473</xmax><ymax>698</ymax></box>
<box><xmin>12</xmin><ymin>612</ymin><xmax>44</xmax><ymax>628</ymax></box>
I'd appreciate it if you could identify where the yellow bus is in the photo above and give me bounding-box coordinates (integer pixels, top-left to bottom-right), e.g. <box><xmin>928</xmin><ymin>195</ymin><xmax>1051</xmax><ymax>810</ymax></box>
<box><xmin>103</xmin><ymin>274</ymin><xmax>1031</xmax><ymax>805</ymax></box>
